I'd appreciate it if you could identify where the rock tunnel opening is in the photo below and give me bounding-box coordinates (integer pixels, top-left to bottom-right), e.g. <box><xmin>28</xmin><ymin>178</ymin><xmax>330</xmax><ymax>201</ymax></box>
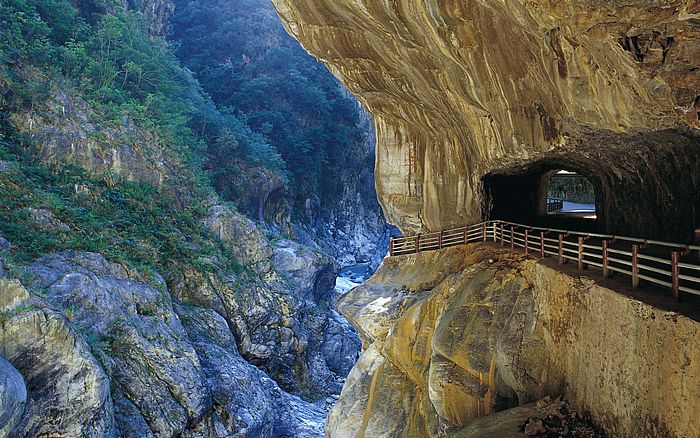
<box><xmin>482</xmin><ymin>161</ymin><xmax>603</xmax><ymax>234</ymax></box>
<box><xmin>481</xmin><ymin>129</ymin><xmax>700</xmax><ymax>244</ymax></box>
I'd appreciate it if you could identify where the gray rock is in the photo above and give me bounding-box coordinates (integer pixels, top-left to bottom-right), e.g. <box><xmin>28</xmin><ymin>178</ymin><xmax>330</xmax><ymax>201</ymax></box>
<box><xmin>25</xmin><ymin>252</ymin><xmax>211</xmax><ymax>437</ymax></box>
<box><xmin>169</xmin><ymin>262</ymin><xmax>356</xmax><ymax>400</ymax></box>
<box><xmin>203</xmin><ymin>205</ymin><xmax>273</xmax><ymax>274</ymax></box>
<box><xmin>0</xmin><ymin>235</ymin><xmax>10</xmax><ymax>280</ymax></box>
<box><xmin>0</xmin><ymin>160</ymin><xmax>10</xmax><ymax>172</ymax></box>
<box><xmin>25</xmin><ymin>208</ymin><xmax>71</xmax><ymax>231</ymax></box>
<box><xmin>321</xmin><ymin>316</ymin><xmax>361</xmax><ymax>376</ymax></box>
<box><xmin>273</xmin><ymin>239</ymin><xmax>339</xmax><ymax>302</ymax></box>
<box><xmin>0</xmin><ymin>279</ymin><xmax>117</xmax><ymax>437</ymax></box>
<box><xmin>112</xmin><ymin>389</ymin><xmax>155</xmax><ymax>438</ymax></box>
<box><xmin>175</xmin><ymin>304</ymin><xmax>275</xmax><ymax>437</ymax></box>
<box><xmin>0</xmin><ymin>356</ymin><xmax>26</xmax><ymax>438</ymax></box>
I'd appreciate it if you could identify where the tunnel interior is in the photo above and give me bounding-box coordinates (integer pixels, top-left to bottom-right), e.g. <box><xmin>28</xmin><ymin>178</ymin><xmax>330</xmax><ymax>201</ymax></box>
<box><xmin>481</xmin><ymin>129</ymin><xmax>700</xmax><ymax>243</ymax></box>
<box><xmin>482</xmin><ymin>162</ymin><xmax>602</xmax><ymax>234</ymax></box>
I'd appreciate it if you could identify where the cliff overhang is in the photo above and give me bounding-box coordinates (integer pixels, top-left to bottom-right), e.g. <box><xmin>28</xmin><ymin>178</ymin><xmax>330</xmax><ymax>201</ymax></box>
<box><xmin>271</xmin><ymin>0</ymin><xmax>700</xmax><ymax>240</ymax></box>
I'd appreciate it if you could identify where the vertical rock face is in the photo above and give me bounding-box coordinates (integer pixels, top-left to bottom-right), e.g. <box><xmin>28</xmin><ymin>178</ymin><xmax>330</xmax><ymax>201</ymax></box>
<box><xmin>271</xmin><ymin>0</ymin><xmax>700</xmax><ymax>239</ymax></box>
<box><xmin>326</xmin><ymin>245</ymin><xmax>700</xmax><ymax>437</ymax></box>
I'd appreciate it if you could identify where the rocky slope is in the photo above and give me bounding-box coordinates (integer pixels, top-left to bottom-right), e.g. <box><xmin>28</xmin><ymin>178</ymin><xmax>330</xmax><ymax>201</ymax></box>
<box><xmin>271</xmin><ymin>0</ymin><xmax>700</xmax><ymax>241</ymax></box>
<box><xmin>0</xmin><ymin>205</ymin><xmax>360</xmax><ymax>436</ymax></box>
<box><xmin>327</xmin><ymin>244</ymin><xmax>700</xmax><ymax>437</ymax></box>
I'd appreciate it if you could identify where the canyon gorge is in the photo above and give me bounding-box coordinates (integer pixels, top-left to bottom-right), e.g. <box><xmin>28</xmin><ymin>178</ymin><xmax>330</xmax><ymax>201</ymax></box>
<box><xmin>269</xmin><ymin>0</ymin><xmax>700</xmax><ymax>436</ymax></box>
<box><xmin>1</xmin><ymin>0</ymin><xmax>700</xmax><ymax>437</ymax></box>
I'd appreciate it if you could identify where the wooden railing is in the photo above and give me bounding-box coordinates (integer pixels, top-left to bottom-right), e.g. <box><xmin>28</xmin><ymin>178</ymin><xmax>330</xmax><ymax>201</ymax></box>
<box><xmin>389</xmin><ymin>220</ymin><xmax>700</xmax><ymax>300</ymax></box>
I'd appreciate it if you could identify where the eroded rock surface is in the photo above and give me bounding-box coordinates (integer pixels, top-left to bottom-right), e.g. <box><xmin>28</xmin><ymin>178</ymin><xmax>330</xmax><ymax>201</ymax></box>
<box><xmin>327</xmin><ymin>245</ymin><xmax>700</xmax><ymax>437</ymax></box>
<box><xmin>271</xmin><ymin>0</ymin><xmax>700</xmax><ymax>240</ymax></box>
<box><xmin>273</xmin><ymin>238</ymin><xmax>339</xmax><ymax>301</ymax></box>
<box><xmin>23</xmin><ymin>252</ymin><xmax>211</xmax><ymax>436</ymax></box>
<box><xmin>0</xmin><ymin>356</ymin><xmax>27</xmax><ymax>438</ymax></box>
<box><xmin>0</xmin><ymin>279</ymin><xmax>116</xmax><ymax>437</ymax></box>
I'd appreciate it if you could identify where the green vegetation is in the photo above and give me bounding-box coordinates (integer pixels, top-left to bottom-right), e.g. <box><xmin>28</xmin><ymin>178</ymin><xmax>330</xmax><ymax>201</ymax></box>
<box><xmin>0</xmin><ymin>120</ymin><xmax>242</xmax><ymax>275</ymax></box>
<box><xmin>0</xmin><ymin>0</ymin><xmax>372</xmax><ymax>275</ymax></box>
<box><xmin>547</xmin><ymin>173</ymin><xmax>596</xmax><ymax>204</ymax></box>
<box><xmin>0</xmin><ymin>0</ymin><xmax>255</xmax><ymax>274</ymax></box>
<box><xmin>171</xmin><ymin>0</ymin><xmax>371</xmax><ymax>214</ymax></box>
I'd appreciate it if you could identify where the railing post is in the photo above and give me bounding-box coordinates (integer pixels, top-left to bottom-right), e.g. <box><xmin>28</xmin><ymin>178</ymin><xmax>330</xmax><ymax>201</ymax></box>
<box><xmin>524</xmin><ymin>229</ymin><xmax>529</xmax><ymax>255</ymax></box>
<box><xmin>540</xmin><ymin>231</ymin><xmax>545</xmax><ymax>258</ymax></box>
<box><xmin>672</xmin><ymin>251</ymin><xmax>680</xmax><ymax>300</ymax></box>
<box><xmin>438</xmin><ymin>230</ymin><xmax>443</xmax><ymax>249</ymax></box>
<box><xmin>577</xmin><ymin>236</ymin><xmax>585</xmax><ymax>271</ymax></box>
<box><xmin>602</xmin><ymin>240</ymin><xmax>609</xmax><ymax>278</ymax></box>
<box><xmin>390</xmin><ymin>239</ymin><xmax>395</xmax><ymax>257</ymax></box>
<box><xmin>500</xmin><ymin>223</ymin><xmax>505</xmax><ymax>246</ymax></box>
<box><xmin>415</xmin><ymin>234</ymin><xmax>421</xmax><ymax>254</ymax></box>
<box><xmin>631</xmin><ymin>244</ymin><xmax>639</xmax><ymax>288</ymax></box>
<box><xmin>558</xmin><ymin>234</ymin><xmax>564</xmax><ymax>265</ymax></box>
<box><xmin>463</xmin><ymin>227</ymin><xmax>468</xmax><ymax>244</ymax></box>
<box><xmin>510</xmin><ymin>227</ymin><xmax>514</xmax><ymax>249</ymax></box>
<box><xmin>482</xmin><ymin>223</ymin><xmax>487</xmax><ymax>242</ymax></box>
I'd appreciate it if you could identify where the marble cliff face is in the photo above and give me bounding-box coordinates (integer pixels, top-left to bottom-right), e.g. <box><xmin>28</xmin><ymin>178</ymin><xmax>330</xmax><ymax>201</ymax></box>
<box><xmin>325</xmin><ymin>244</ymin><xmax>700</xmax><ymax>438</ymax></box>
<box><xmin>271</xmin><ymin>0</ymin><xmax>700</xmax><ymax>240</ymax></box>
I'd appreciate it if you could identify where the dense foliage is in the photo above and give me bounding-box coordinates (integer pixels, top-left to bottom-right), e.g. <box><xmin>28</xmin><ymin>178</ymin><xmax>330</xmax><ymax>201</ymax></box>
<box><xmin>0</xmin><ymin>0</ymin><xmax>374</xmax><ymax>273</ymax></box>
<box><xmin>0</xmin><ymin>0</ymin><xmax>286</xmax><ymax>181</ymax></box>
<box><xmin>0</xmin><ymin>0</ymin><xmax>251</xmax><ymax>273</ymax></box>
<box><xmin>171</xmin><ymin>0</ymin><xmax>369</xmax><ymax>212</ymax></box>
<box><xmin>547</xmin><ymin>174</ymin><xmax>596</xmax><ymax>205</ymax></box>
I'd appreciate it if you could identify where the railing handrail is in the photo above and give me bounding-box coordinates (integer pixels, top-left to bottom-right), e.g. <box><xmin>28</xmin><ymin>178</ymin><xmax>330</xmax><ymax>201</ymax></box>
<box><xmin>389</xmin><ymin>220</ymin><xmax>700</xmax><ymax>300</ymax></box>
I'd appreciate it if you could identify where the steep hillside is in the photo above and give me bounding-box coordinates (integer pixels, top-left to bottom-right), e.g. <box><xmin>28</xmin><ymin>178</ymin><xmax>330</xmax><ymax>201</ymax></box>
<box><xmin>170</xmin><ymin>0</ymin><xmax>391</xmax><ymax>265</ymax></box>
<box><xmin>0</xmin><ymin>0</ymin><xmax>375</xmax><ymax>435</ymax></box>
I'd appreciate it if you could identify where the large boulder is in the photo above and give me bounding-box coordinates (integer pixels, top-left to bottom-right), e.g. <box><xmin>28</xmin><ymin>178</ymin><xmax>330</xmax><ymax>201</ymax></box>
<box><xmin>175</xmin><ymin>303</ymin><xmax>276</xmax><ymax>437</ymax></box>
<box><xmin>23</xmin><ymin>252</ymin><xmax>211</xmax><ymax>437</ymax></box>
<box><xmin>203</xmin><ymin>205</ymin><xmax>273</xmax><ymax>274</ymax></box>
<box><xmin>0</xmin><ymin>279</ymin><xmax>116</xmax><ymax>437</ymax></box>
<box><xmin>272</xmin><ymin>238</ymin><xmax>339</xmax><ymax>302</ymax></box>
<box><xmin>0</xmin><ymin>356</ymin><xmax>27</xmax><ymax>437</ymax></box>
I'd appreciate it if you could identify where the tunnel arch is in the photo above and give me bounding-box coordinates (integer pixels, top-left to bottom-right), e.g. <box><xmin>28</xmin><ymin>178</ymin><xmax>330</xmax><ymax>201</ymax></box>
<box><xmin>480</xmin><ymin>129</ymin><xmax>700</xmax><ymax>243</ymax></box>
<box><xmin>482</xmin><ymin>160</ymin><xmax>604</xmax><ymax>233</ymax></box>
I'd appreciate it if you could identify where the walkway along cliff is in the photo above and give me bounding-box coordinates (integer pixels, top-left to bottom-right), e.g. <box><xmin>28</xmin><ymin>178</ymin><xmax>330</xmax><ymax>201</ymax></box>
<box><xmin>269</xmin><ymin>0</ymin><xmax>700</xmax><ymax>436</ymax></box>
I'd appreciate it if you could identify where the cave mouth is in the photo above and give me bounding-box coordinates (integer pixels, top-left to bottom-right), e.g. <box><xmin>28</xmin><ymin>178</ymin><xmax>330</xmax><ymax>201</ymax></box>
<box><xmin>543</xmin><ymin>170</ymin><xmax>597</xmax><ymax>220</ymax></box>
<box><xmin>482</xmin><ymin>162</ymin><xmax>602</xmax><ymax>233</ymax></box>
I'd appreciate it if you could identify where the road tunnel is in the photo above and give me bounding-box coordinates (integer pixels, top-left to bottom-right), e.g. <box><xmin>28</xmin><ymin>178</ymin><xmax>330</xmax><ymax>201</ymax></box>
<box><xmin>481</xmin><ymin>129</ymin><xmax>700</xmax><ymax>243</ymax></box>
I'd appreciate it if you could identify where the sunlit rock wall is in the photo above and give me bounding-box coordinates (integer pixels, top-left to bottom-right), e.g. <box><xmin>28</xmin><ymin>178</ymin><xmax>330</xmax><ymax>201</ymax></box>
<box><xmin>327</xmin><ymin>244</ymin><xmax>700</xmax><ymax>437</ymax></box>
<box><xmin>271</xmin><ymin>0</ymin><xmax>700</xmax><ymax>237</ymax></box>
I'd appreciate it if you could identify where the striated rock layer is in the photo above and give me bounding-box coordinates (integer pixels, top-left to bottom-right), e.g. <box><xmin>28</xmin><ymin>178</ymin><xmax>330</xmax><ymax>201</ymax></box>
<box><xmin>326</xmin><ymin>244</ymin><xmax>700</xmax><ymax>437</ymax></box>
<box><xmin>271</xmin><ymin>0</ymin><xmax>700</xmax><ymax>240</ymax></box>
